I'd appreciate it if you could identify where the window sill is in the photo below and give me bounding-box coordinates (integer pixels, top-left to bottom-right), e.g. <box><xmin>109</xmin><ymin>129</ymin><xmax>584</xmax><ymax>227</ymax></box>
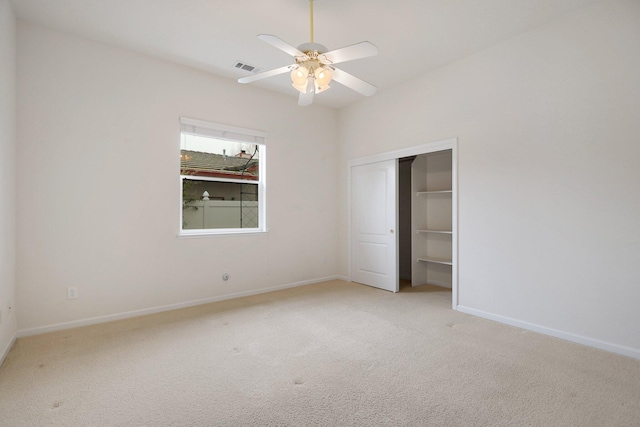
<box><xmin>178</xmin><ymin>228</ymin><xmax>268</xmax><ymax>238</ymax></box>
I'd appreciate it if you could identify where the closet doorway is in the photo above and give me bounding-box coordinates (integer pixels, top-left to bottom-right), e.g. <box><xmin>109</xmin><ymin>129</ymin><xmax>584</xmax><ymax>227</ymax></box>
<box><xmin>348</xmin><ymin>138</ymin><xmax>458</xmax><ymax>309</ymax></box>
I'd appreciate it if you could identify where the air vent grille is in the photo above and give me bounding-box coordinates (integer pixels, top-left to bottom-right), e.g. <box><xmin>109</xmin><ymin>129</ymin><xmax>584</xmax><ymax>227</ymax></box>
<box><xmin>234</xmin><ymin>61</ymin><xmax>261</xmax><ymax>74</ymax></box>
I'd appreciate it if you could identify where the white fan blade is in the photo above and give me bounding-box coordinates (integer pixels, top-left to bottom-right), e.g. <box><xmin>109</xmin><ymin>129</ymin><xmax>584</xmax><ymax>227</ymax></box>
<box><xmin>258</xmin><ymin>34</ymin><xmax>306</xmax><ymax>58</ymax></box>
<box><xmin>238</xmin><ymin>65</ymin><xmax>293</xmax><ymax>84</ymax></box>
<box><xmin>321</xmin><ymin>41</ymin><xmax>378</xmax><ymax>65</ymax></box>
<box><xmin>331</xmin><ymin>68</ymin><xmax>377</xmax><ymax>96</ymax></box>
<box><xmin>298</xmin><ymin>89</ymin><xmax>314</xmax><ymax>106</ymax></box>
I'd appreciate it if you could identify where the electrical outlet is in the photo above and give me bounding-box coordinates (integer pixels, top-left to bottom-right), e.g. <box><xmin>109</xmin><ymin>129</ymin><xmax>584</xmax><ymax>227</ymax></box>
<box><xmin>67</xmin><ymin>287</ymin><xmax>78</xmax><ymax>300</ymax></box>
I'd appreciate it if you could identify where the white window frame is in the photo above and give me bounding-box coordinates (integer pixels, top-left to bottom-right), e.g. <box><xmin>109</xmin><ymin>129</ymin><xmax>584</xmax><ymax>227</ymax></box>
<box><xmin>178</xmin><ymin>117</ymin><xmax>267</xmax><ymax>237</ymax></box>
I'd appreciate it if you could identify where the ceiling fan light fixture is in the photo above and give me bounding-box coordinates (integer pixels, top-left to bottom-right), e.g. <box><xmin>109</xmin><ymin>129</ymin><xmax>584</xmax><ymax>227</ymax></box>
<box><xmin>315</xmin><ymin>66</ymin><xmax>332</xmax><ymax>83</ymax></box>
<box><xmin>313</xmin><ymin>65</ymin><xmax>332</xmax><ymax>93</ymax></box>
<box><xmin>314</xmin><ymin>80</ymin><xmax>329</xmax><ymax>94</ymax></box>
<box><xmin>291</xmin><ymin>65</ymin><xmax>310</xmax><ymax>93</ymax></box>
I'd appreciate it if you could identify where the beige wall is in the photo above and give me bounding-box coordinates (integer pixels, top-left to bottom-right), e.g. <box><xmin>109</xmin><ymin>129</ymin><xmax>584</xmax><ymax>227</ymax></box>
<box><xmin>338</xmin><ymin>0</ymin><xmax>640</xmax><ymax>356</ymax></box>
<box><xmin>16</xmin><ymin>22</ymin><xmax>339</xmax><ymax>332</ymax></box>
<box><xmin>0</xmin><ymin>0</ymin><xmax>17</xmax><ymax>362</ymax></box>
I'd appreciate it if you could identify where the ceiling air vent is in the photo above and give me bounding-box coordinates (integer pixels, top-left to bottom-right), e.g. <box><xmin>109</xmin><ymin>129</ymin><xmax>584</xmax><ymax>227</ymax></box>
<box><xmin>234</xmin><ymin>61</ymin><xmax>261</xmax><ymax>74</ymax></box>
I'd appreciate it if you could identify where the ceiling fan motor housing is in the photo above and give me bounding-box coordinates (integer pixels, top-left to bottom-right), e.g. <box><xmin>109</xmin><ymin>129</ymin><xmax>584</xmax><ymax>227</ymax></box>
<box><xmin>297</xmin><ymin>42</ymin><xmax>328</xmax><ymax>54</ymax></box>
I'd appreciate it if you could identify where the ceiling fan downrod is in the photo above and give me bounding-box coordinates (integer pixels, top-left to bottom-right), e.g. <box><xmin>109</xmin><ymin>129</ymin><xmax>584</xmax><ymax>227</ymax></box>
<box><xmin>309</xmin><ymin>0</ymin><xmax>314</xmax><ymax>43</ymax></box>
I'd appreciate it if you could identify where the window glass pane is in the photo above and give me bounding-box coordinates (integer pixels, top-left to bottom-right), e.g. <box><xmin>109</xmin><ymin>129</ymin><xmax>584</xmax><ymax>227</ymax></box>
<box><xmin>179</xmin><ymin>118</ymin><xmax>265</xmax><ymax>234</ymax></box>
<box><xmin>182</xmin><ymin>179</ymin><xmax>259</xmax><ymax>229</ymax></box>
<box><xmin>180</xmin><ymin>134</ymin><xmax>259</xmax><ymax>181</ymax></box>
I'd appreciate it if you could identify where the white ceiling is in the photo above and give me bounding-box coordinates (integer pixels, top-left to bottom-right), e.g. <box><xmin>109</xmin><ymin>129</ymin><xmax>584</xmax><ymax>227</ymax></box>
<box><xmin>10</xmin><ymin>0</ymin><xmax>597</xmax><ymax>109</ymax></box>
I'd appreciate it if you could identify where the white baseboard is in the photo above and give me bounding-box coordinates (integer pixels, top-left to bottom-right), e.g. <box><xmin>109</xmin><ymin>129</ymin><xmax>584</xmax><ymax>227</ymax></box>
<box><xmin>336</xmin><ymin>275</ymin><xmax>349</xmax><ymax>282</ymax></box>
<box><xmin>457</xmin><ymin>305</ymin><xmax>640</xmax><ymax>360</ymax></box>
<box><xmin>0</xmin><ymin>333</ymin><xmax>17</xmax><ymax>368</ymax></box>
<box><xmin>17</xmin><ymin>276</ymin><xmax>343</xmax><ymax>338</ymax></box>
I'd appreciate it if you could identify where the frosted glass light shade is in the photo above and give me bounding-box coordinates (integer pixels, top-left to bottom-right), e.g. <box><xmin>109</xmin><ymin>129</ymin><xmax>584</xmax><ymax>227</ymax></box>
<box><xmin>314</xmin><ymin>66</ymin><xmax>332</xmax><ymax>85</ymax></box>
<box><xmin>291</xmin><ymin>66</ymin><xmax>310</xmax><ymax>93</ymax></box>
<box><xmin>313</xmin><ymin>66</ymin><xmax>332</xmax><ymax>93</ymax></box>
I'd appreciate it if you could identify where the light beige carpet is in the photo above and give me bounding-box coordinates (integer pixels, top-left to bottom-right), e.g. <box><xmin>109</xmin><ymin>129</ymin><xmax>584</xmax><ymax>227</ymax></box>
<box><xmin>1</xmin><ymin>280</ymin><xmax>639</xmax><ymax>426</ymax></box>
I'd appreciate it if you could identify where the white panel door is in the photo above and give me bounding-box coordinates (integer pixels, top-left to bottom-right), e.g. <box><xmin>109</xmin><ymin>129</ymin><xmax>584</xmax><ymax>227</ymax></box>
<box><xmin>351</xmin><ymin>159</ymin><xmax>398</xmax><ymax>292</ymax></box>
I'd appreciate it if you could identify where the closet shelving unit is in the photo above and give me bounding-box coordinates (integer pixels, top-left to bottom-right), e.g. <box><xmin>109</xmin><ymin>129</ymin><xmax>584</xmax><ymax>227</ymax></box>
<box><xmin>411</xmin><ymin>151</ymin><xmax>454</xmax><ymax>288</ymax></box>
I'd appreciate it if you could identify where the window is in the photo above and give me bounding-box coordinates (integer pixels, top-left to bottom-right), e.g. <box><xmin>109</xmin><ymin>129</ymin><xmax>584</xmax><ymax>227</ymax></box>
<box><xmin>179</xmin><ymin>117</ymin><xmax>266</xmax><ymax>235</ymax></box>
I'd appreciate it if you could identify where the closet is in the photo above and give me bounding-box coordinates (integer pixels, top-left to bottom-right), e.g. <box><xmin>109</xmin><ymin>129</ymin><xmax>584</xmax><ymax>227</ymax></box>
<box><xmin>410</xmin><ymin>150</ymin><xmax>454</xmax><ymax>288</ymax></box>
<box><xmin>350</xmin><ymin>138</ymin><xmax>457</xmax><ymax>302</ymax></box>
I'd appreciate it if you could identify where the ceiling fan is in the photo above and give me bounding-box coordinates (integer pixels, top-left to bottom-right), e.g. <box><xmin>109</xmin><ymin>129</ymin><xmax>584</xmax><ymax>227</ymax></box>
<box><xmin>238</xmin><ymin>0</ymin><xmax>378</xmax><ymax>106</ymax></box>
